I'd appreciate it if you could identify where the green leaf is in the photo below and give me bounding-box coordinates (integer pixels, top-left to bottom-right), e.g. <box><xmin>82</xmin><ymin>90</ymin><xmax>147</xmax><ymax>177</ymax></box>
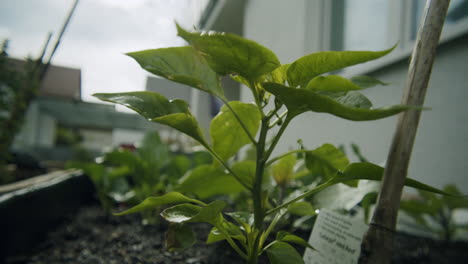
<box><xmin>165</xmin><ymin>223</ymin><xmax>196</xmax><ymax>252</ymax></box>
<box><xmin>333</xmin><ymin>163</ymin><xmax>463</xmax><ymax>196</ymax></box>
<box><xmin>263</xmin><ymin>82</ymin><xmax>418</xmax><ymax>120</ymax></box>
<box><xmin>177</xmin><ymin>165</ymin><xmax>246</xmax><ymax>199</ymax></box>
<box><xmin>443</xmin><ymin>185</ymin><xmax>468</xmax><ymax>209</ymax></box>
<box><xmin>276</xmin><ymin>231</ymin><xmax>315</xmax><ymax>249</ymax></box>
<box><xmin>210</xmin><ymin>101</ymin><xmax>261</xmax><ymax>160</ymax></box>
<box><xmin>113</xmin><ymin>192</ymin><xmax>205</xmax><ymax>216</ymax></box>
<box><xmin>306</xmin><ymin>75</ymin><xmax>363</xmax><ymax>92</ymax></box>
<box><xmin>206</xmin><ymin>221</ymin><xmax>246</xmax><ymax>244</ymax></box>
<box><xmin>176</xmin><ymin>24</ymin><xmax>280</xmax><ymax>81</ymax></box>
<box><xmin>266</xmin><ymin>242</ymin><xmax>304</xmax><ymax>264</ymax></box>
<box><xmin>361</xmin><ymin>191</ymin><xmax>378</xmax><ymax>224</ymax></box>
<box><xmin>127</xmin><ymin>46</ymin><xmax>224</xmax><ymax>98</ymax></box>
<box><xmin>272</xmin><ymin>153</ymin><xmax>297</xmax><ymax>185</ymax></box>
<box><xmin>305</xmin><ymin>144</ymin><xmax>349</xmax><ymax>182</ymax></box>
<box><xmin>287</xmin><ymin>201</ymin><xmax>316</xmax><ymax>216</ymax></box>
<box><xmin>93</xmin><ymin>91</ymin><xmax>207</xmax><ymax>146</ymax></box>
<box><xmin>266</xmin><ymin>64</ymin><xmax>290</xmax><ymax>84</ymax></box>
<box><xmin>350</xmin><ymin>75</ymin><xmax>388</xmax><ymax>88</ymax></box>
<box><xmin>226</xmin><ymin>211</ymin><xmax>253</xmax><ymax>233</ymax></box>
<box><xmin>137</xmin><ymin>131</ymin><xmax>170</xmax><ymax>167</ymax></box>
<box><xmin>287</xmin><ymin>46</ymin><xmax>395</xmax><ymax>87</ymax></box>
<box><xmin>161</xmin><ymin>200</ymin><xmax>226</xmax><ymax>226</ymax></box>
<box><xmin>325</xmin><ymin>91</ymin><xmax>373</xmax><ymax>109</ymax></box>
<box><xmin>232</xmin><ymin>160</ymin><xmax>256</xmax><ymax>189</ymax></box>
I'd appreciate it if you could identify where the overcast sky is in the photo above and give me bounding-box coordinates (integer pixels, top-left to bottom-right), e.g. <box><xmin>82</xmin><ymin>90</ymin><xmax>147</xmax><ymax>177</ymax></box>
<box><xmin>0</xmin><ymin>0</ymin><xmax>208</xmax><ymax>102</ymax></box>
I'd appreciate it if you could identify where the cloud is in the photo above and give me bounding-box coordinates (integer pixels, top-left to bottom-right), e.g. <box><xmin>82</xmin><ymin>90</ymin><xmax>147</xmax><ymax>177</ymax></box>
<box><xmin>0</xmin><ymin>0</ymin><xmax>206</xmax><ymax>102</ymax></box>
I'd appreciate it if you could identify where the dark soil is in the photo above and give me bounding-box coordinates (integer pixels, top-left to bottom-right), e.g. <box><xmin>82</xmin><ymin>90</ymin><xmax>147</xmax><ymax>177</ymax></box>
<box><xmin>5</xmin><ymin>203</ymin><xmax>468</xmax><ymax>264</ymax></box>
<box><xmin>6</xmin><ymin>204</ymin><xmax>246</xmax><ymax>264</ymax></box>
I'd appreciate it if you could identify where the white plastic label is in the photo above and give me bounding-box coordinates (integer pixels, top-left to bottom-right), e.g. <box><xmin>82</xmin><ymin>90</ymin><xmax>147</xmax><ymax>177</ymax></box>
<box><xmin>303</xmin><ymin>209</ymin><xmax>368</xmax><ymax>264</ymax></box>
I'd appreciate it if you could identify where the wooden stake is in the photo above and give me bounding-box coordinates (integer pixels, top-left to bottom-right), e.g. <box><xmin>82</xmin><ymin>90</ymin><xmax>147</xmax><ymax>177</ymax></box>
<box><xmin>358</xmin><ymin>1</ymin><xmax>450</xmax><ymax>263</ymax></box>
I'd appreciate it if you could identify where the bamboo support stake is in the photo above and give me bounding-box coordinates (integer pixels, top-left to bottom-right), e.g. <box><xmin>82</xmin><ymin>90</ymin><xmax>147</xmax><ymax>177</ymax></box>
<box><xmin>358</xmin><ymin>1</ymin><xmax>450</xmax><ymax>263</ymax></box>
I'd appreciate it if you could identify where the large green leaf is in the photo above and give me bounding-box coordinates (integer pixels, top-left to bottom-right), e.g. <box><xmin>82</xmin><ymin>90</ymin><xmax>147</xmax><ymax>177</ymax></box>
<box><xmin>266</xmin><ymin>242</ymin><xmax>304</xmax><ymax>264</ymax></box>
<box><xmin>161</xmin><ymin>200</ymin><xmax>226</xmax><ymax>226</ymax></box>
<box><xmin>232</xmin><ymin>160</ymin><xmax>256</xmax><ymax>189</ymax></box>
<box><xmin>333</xmin><ymin>163</ymin><xmax>462</xmax><ymax>196</ymax></box>
<box><xmin>305</xmin><ymin>144</ymin><xmax>349</xmax><ymax>182</ymax></box>
<box><xmin>306</xmin><ymin>75</ymin><xmax>363</xmax><ymax>92</ymax></box>
<box><xmin>177</xmin><ymin>165</ymin><xmax>246</xmax><ymax>199</ymax></box>
<box><xmin>267</xmin><ymin>162</ymin><xmax>461</xmax><ymax>216</ymax></box>
<box><xmin>272</xmin><ymin>153</ymin><xmax>297</xmax><ymax>185</ymax></box>
<box><xmin>113</xmin><ymin>192</ymin><xmax>205</xmax><ymax>216</ymax></box>
<box><xmin>210</xmin><ymin>101</ymin><xmax>261</xmax><ymax>160</ymax></box>
<box><xmin>94</xmin><ymin>92</ymin><xmax>207</xmax><ymax>146</ymax></box>
<box><xmin>287</xmin><ymin>46</ymin><xmax>395</xmax><ymax>87</ymax></box>
<box><xmin>263</xmin><ymin>82</ymin><xmax>417</xmax><ymax>120</ymax></box>
<box><xmin>127</xmin><ymin>46</ymin><xmax>224</xmax><ymax>98</ymax></box>
<box><xmin>177</xmin><ymin>24</ymin><xmax>280</xmax><ymax>81</ymax></box>
<box><xmin>165</xmin><ymin>223</ymin><xmax>196</xmax><ymax>252</ymax></box>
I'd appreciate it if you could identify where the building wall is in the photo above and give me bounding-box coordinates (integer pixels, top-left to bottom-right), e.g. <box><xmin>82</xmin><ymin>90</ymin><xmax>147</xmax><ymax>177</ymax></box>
<box><xmin>242</xmin><ymin>0</ymin><xmax>468</xmax><ymax>192</ymax></box>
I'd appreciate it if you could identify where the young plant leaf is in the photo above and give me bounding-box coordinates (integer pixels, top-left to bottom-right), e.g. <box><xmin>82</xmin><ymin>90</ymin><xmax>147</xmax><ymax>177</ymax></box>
<box><xmin>276</xmin><ymin>231</ymin><xmax>315</xmax><ymax>249</ymax></box>
<box><xmin>176</xmin><ymin>24</ymin><xmax>280</xmax><ymax>81</ymax></box>
<box><xmin>177</xmin><ymin>165</ymin><xmax>246</xmax><ymax>199</ymax></box>
<box><xmin>287</xmin><ymin>201</ymin><xmax>316</xmax><ymax>216</ymax></box>
<box><xmin>272</xmin><ymin>153</ymin><xmax>297</xmax><ymax>186</ymax></box>
<box><xmin>266</xmin><ymin>64</ymin><xmax>290</xmax><ymax>84</ymax></box>
<box><xmin>306</xmin><ymin>75</ymin><xmax>363</xmax><ymax>92</ymax></box>
<box><xmin>210</xmin><ymin>101</ymin><xmax>261</xmax><ymax>160</ymax></box>
<box><xmin>266</xmin><ymin>241</ymin><xmax>305</xmax><ymax>264</ymax></box>
<box><xmin>127</xmin><ymin>46</ymin><xmax>224</xmax><ymax>98</ymax></box>
<box><xmin>305</xmin><ymin>144</ymin><xmax>349</xmax><ymax>182</ymax></box>
<box><xmin>350</xmin><ymin>75</ymin><xmax>388</xmax><ymax>88</ymax></box>
<box><xmin>94</xmin><ymin>92</ymin><xmax>208</xmax><ymax>147</ymax></box>
<box><xmin>263</xmin><ymin>82</ymin><xmax>418</xmax><ymax>120</ymax></box>
<box><xmin>165</xmin><ymin>223</ymin><xmax>196</xmax><ymax>252</ymax></box>
<box><xmin>113</xmin><ymin>192</ymin><xmax>205</xmax><ymax>216</ymax></box>
<box><xmin>287</xmin><ymin>46</ymin><xmax>395</xmax><ymax>87</ymax></box>
<box><xmin>206</xmin><ymin>221</ymin><xmax>246</xmax><ymax>244</ymax></box>
<box><xmin>161</xmin><ymin>200</ymin><xmax>226</xmax><ymax>226</ymax></box>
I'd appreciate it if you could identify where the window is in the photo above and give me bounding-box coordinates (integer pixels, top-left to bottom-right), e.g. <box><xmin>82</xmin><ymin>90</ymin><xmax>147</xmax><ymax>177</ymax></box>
<box><xmin>327</xmin><ymin>0</ymin><xmax>468</xmax><ymax>76</ymax></box>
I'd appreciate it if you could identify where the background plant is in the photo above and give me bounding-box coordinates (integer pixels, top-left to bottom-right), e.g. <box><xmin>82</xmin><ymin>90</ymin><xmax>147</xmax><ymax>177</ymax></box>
<box><xmin>94</xmin><ymin>24</ymin><xmax>455</xmax><ymax>264</ymax></box>
<box><xmin>400</xmin><ymin>185</ymin><xmax>468</xmax><ymax>242</ymax></box>
<box><xmin>69</xmin><ymin>131</ymin><xmax>212</xmax><ymax>219</ymax></box>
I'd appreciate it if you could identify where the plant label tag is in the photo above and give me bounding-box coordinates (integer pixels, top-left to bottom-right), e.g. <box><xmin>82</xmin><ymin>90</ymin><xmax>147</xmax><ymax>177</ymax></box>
<box><xmin>303</xmin><ymin>209</ymin><xmax>368</xmax><ymax>264</ymax></box>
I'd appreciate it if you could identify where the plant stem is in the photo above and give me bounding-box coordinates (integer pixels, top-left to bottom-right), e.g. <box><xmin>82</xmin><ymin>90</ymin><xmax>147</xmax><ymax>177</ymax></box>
<box><xmin>268</xmin><ymin>110</ymin><xmax>288</xmax><ymax>128</ymax></box>
<box><xmin>264</xmin><ymin>116</ymin><xmax>291</xmax><ymax>161</ymax></box>
<box><xmin>222</xmin><ymin>98</ymin><xmax>258</xmax><ymax>146</ymax></box>
<box><xmin>252</xmin><ymin>117</ymin><xmax>269</xmax><ymax>230</ymax></box>
<box><xmin>260</xmin><ymin>209</ymin><xmax>286</xmax><ymax>248</ymax></box>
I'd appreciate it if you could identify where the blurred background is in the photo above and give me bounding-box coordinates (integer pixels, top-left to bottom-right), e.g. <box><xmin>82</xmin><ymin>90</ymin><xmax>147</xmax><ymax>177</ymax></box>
<box><xmin>0</xmin><ymin>0</ymin><xmax>467</xmax><ymax>193</ymax></box>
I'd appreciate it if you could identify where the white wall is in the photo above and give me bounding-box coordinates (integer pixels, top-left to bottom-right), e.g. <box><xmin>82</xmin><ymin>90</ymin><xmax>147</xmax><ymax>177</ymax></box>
<box><xmin>242</xmin><ymin>0</ymin><xmax>468</xmax><ymax>192</ymax></box>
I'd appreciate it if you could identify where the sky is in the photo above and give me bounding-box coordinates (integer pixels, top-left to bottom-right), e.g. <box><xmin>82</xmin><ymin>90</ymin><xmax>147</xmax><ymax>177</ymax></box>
<box><xmin>0</xmin><ymin>0</ymin><xmax>209</xmax><ymax>102</ymax></box>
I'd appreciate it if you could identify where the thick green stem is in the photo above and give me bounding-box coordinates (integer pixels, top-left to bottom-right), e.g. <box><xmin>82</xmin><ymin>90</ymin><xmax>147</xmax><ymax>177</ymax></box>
<box><xmin>264</xmin><ymin>116</ymin><xmax>291</xmax><ymax>161</ymax></box>
<box><xmin>252</xmin><ymin>118</ymin><xmax>269</xmax><ymax>230</ymax></box>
